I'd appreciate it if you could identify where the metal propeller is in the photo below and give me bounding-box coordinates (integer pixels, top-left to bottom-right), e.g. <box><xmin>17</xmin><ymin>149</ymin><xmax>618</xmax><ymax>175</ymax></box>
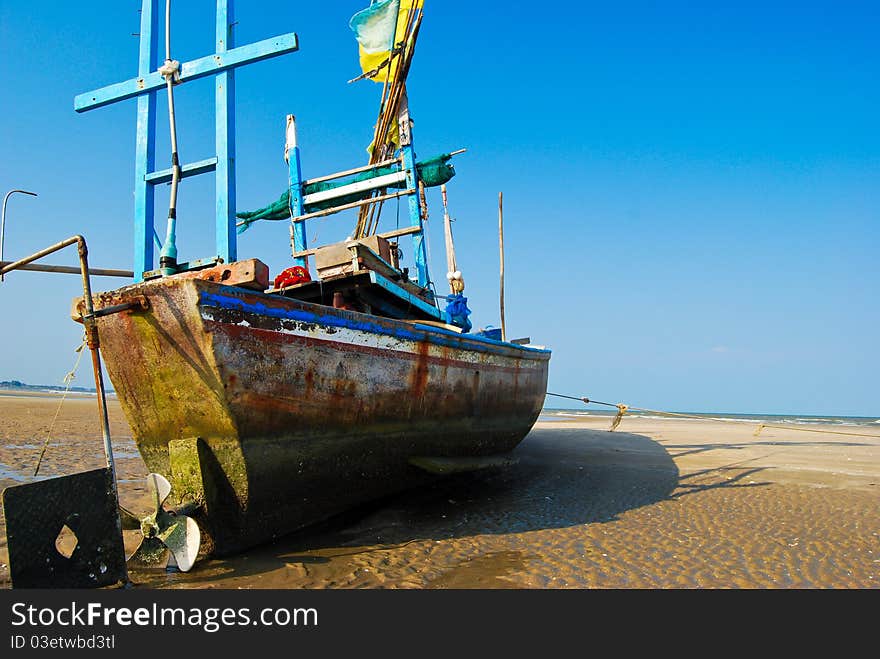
<box><xmin>120</xmin><ymin>473</ymin><xmax>201</xmax><ymax>572</ymax></box>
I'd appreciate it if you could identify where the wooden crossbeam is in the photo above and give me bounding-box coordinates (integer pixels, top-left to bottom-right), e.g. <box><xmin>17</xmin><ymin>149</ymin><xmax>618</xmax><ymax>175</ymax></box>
<box><xmin>303</xmin><ymin>156</ymin><xmax>402</xmax><ymax>186</ymax></box>
<box><xmin>290</xmin><ymin>188</ymin><xmax>416</xmax><ymax>224</ymax></box>
<box><xmin>75</xmin><ymin>33</ymin><xmax>299</xmax><ymax>112</ymax></box>
<box><xmin>145</xmin><ymin>157</ymin><xmax>218</xmax><ymax>184</ymax></box>
<box><xmin>303</xmin><ymin>170</ymin><xmax>408</xmax><ymax>206</ymax></box>
<box><xmin>290</xmin><ymin>225</ymin><xmax>422</xmax><ymax>259</ymax></box>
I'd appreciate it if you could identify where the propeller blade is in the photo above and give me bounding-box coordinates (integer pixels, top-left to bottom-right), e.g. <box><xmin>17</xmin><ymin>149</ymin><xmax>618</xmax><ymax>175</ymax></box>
<box><xmin>146</xmin><ymin>473</ymin><xmax>172</xmax><ymax>512</ymax></box>
<box><xmin>159</xmin><ymin>515</ymin><xmax>201</xmax><ymax>573</ymax></box>
<box><xmin>118</xmin><ymin>505</ymin><xmax>142</xmax><ymax>531</ymax></box>
<box><xmin>127</xmin><ymin>536</ymin><xmax>168</xmax><ymax>568</ymax></box>
<box><xmin>126</xmin><ymin>473</ymin><xmax>202</xmax><ymax>572</ymax></box>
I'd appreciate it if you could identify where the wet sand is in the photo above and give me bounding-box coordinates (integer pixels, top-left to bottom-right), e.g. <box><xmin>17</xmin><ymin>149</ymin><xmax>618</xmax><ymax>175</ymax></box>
<box><xmin>1</xmin><ymin>392</ymin><xmax>877</xmax><ymax>588</ymax></box>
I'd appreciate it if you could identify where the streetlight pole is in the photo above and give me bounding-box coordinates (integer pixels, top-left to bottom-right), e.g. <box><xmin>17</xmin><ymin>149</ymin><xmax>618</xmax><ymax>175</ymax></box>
<box><xmin>1</xmin><ymin>189</ymin><xmax>38</xmax><ymax>281</ymax></box>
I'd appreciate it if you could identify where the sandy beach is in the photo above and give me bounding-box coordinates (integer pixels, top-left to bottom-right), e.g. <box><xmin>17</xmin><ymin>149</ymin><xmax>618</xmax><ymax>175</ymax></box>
<box><xmin>0</xmin><ymin>392</ymin><xmax>877</xmax><ymax>589</ymax></box>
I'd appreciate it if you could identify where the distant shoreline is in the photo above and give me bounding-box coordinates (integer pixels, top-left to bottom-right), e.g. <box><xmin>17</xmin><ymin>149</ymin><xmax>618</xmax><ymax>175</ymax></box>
<box><xmin>0</xmin><ymin>381</ymin><xmax>97</xmax><ymax>394</ymax></box>
<box><xmin>0</xmin><ymin>387</ymin><xmax>115</xmax><ymax>399</ymax></box>
<box><xmin>0</xmin><ymin>385</ymin><xmax>871</xmax><ymax>421</ymax></box>
<box><xmin>541</xmin><ymin>407</ymin><xmax>878</xmax><ymax>426</ymax></box>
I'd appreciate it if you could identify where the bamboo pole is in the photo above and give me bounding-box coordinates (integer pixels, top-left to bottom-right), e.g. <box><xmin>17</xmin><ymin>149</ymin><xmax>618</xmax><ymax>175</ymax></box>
<box><xmin>498</xmin><ymin>191</ymin><xmax>506</xmax><ymax>342</ymax></box>
<box><xmin>356</xmin><ymin>9</ymin><xmax>423</xmax><ymax>238</ymax></box>
<box><xmin>357</xmin><ymin>11</ymin><xmax>408</xmax><ymax>237</ymax></box>
<box><xmin>362</xmin><ymin>15</ymin><xmax>419</xmax><ymax>237</ymax></box>
<box><xmin>442</xmin><ymin>184</ymin><xmax>456</xmax><ymax>293</ymax></box>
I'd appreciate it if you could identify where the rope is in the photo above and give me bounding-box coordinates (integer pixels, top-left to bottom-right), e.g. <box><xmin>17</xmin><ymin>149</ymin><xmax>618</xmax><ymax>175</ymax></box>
<box><xmin>158</xmin><ymin>0</ymin><xmax>181</xmax><ymax>269</ymax></box>
<box><xmin>33</xmin><ymin>335</ymin><xmax>88</xmax><ymax>476</ymax></box>
<box><xmin>609</xmin><ymin>404</ymin><xmax>628</xmax><ymax>431</ymax></box>
<box><xmin>546</xmin><ymin>392</ymin><xmax>617</xmax><ymax>407</ymax></box>
<box><xmin>752</xmin><ymin>423</ymin><xmax>880</xmax><ymax>439</ymax></box>
<box><xmin>546</xmin><ymin>392</ymin><xmax>629</xmax><ymax>432</ymax></box>
<box><xmin>545</xmin><ymin>392</ymin><xmax>880</xmax><ymax>439</ymax></box>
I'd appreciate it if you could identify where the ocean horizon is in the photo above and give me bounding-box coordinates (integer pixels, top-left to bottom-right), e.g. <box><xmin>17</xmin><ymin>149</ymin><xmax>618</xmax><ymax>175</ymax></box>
<box><xmin>540</xmin><ymin>407</ymin><xmax>880</xmax><ymax>428</ymax></box>
<box><xmin>1</xmin><ymin>386</ymin><xmax>876</xmax><ymax>428</ymax></box>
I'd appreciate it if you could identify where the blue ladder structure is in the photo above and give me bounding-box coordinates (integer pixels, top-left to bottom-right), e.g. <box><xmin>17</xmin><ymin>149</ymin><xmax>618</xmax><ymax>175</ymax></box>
<box><xmin>75</xmin><ymin>0</ymin><xmax>299</xmax><ymax>282</ymax></box>
<box><xmin>284</xmin><ymin>97</ymin><xmax>431</xmax><ymax>290</ymax></box>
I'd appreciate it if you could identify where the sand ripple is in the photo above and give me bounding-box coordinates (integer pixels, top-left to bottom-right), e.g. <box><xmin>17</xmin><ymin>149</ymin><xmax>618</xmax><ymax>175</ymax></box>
<box><xmin>1</xmin><ymin>398</ymin><xmax>877</xmax><ymax>589</ymax></box>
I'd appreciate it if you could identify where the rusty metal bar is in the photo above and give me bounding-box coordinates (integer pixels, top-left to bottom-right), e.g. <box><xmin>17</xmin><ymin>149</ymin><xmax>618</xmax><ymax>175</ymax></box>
<box><xmin>0</xmin><ymin>261</ymin><xmax>133</xmax><ymax>278</ymax></box>
<box><xmin>0</xmin><ymin>237</ymin><xmax>117</xmax><ymax>471</ymax></box>
<box><xmin>1</xmin><ymin>189</ymin><xmax>38</xmax><ymax>282</ymax></box>
<box><xmin>90</xmin><ymin>301</ymin><xmax>148</xmax><ymax>318</ymax></box>
<box><xmin>0</xmin><ymin>235</ymin><xmax>128</xmax><ymax>583</ymax></box>
<box><xmin>73</xmin><ymin>296</ymin><xmax>149</xmax><ymax>320</ymax></box>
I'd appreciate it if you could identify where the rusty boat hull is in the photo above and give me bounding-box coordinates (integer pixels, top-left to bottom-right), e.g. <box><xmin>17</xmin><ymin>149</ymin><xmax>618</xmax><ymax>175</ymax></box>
<box><xmin>89</xmin><ymin>277</ymin><xmax>550</xmax><ymax>555</ymax></box>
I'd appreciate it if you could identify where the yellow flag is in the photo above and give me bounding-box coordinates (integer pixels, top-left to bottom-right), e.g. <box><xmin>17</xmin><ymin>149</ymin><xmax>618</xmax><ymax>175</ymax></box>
<box><xmin>351</xmin><ymin>0</ymin><xmax>423</xmax><ymax>84</ymax></box>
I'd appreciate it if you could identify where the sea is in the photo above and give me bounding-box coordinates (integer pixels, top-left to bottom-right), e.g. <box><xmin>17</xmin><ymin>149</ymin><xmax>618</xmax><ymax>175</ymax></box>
<box><xmin>1</xmin><ymin>389</ymin><xmax>874</xmax><ymax>428</ymax></box>
<box><xmin>539</xmin><ymin>407</ymin><xmax>880</xmax><ymax>428</ymax></box>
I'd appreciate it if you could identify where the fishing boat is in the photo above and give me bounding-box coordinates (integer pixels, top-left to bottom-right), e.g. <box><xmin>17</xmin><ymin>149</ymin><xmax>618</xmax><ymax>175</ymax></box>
<box><xmin>5</xmin><ymin>1</ymin><xmax>550</xmax><ymax>573</ymax></box>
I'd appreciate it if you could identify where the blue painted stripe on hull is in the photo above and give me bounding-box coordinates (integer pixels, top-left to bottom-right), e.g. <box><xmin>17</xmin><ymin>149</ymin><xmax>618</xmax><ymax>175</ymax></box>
<box><xmin>198</xmin><ymin>288</ymin><xmax>550</xmax><ymax>360</ymax></box>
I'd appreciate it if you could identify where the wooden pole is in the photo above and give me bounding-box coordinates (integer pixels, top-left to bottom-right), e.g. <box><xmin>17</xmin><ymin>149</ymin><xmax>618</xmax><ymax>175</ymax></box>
<box><xmin>356</xmin><ymin>9</ymin><xmax>423</xmax><ymax>238</ymax></box>
<box><xmin>498</xmin><ymin>191</ymin><xmax>506</xmax><ymax>342</ymax></box>
<box><xmin>441</xmin><ymin>184</ymin><xmax>456</xmax><ymax>293</ymax></box>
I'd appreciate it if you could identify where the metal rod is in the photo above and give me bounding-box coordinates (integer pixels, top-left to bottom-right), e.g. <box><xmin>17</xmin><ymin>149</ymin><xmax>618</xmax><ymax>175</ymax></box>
<box><xmin>0</xmin><ymin>237</ymin><xmax>82</xmax><ymax>273</ymax></box>
<box><xmin>0</xmin><ymin>234</ymin><xmax>127</xmax><ymax>583</ymax></box>
<box><xmin>159</xmin><ymin>0</ymin><xmax>181</xmax><ymax>274</ymax></box>
<box><xmin>1</xmin><ymin>189</ymin><xmax>38</xmax><ymax>282</ymax></box>
<box><xmin>0</xmin><ymin>237</ymin><xmax>117</xmax><ymax>468</ymax></box>
<box><xmin>88</xmin><ymin>301</ymin><xmax>147</xmax><ymax>318</ymax></box>
<box><xmin>77</xmin><ymin>241</ymin><xmax>126</xmax><ymax>586</ymax></box>
<box><xmin>76</xmin><ymin>243</ymin><xmax>116</xmax><ymax>474</ymax></box>
<box><xmin>0</xmin><ymin>261</ymin><xmax>133</xmax><ymax>278</ymax></box>
<box><xmin>0</xmin><ymin>239</ymin><xmax>119</xmax><ymax>477</ymax></box>
<box><xmin>498</xmin><ymin>191</ymin><xmax>506</xmax><ymax>342</ymax></box>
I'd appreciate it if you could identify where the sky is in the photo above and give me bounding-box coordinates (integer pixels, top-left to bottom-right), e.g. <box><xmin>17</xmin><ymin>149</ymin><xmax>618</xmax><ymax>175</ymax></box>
<box><xmin>0</xmin><ymin>1</ymin><xmax>877</xmax><ymax>416</ymax></box>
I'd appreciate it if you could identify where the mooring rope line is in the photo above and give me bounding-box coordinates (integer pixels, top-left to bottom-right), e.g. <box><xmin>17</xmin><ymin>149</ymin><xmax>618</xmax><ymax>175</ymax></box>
<box><xmin>749</xmin><ymin>423</ymin><xmax>880</xmax><ymax>439</ymax></box>
<box><xmin>544</xmin><ymin>392</ymin><xmax>880</xmax><ymax>439</ymax></box>
<box><xmin>32</xmin><ymin>334</ymin><xmax>88</xmax><ymax>477</ymax></box>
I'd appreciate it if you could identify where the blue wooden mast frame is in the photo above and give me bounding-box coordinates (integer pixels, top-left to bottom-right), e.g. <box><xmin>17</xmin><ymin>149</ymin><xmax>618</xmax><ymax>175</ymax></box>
<box><xmin>285</xmin><ymin>92</ymin><xmax>433</xmax><ymax>291</ymax></box>
<box><xmin>397</xmin><ymin>90</ymin><xmax>430</xmax><ymax>289</ymax></box>
<box><xmin>75</xmin><ymin>0</ymin><xmax>299</xmax><ymax>281</ymax></box>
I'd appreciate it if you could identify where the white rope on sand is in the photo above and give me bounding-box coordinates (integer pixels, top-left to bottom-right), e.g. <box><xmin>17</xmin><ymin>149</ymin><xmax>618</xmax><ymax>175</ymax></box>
<box><xmin>545</xmin><ymin>392</ymin><xmax>880</xmax><ymax>439</ymax></box>
<box><xmin>32</xmin><ymin>334</ymin><xmax>87</xmax><ymax>476</ymax></box>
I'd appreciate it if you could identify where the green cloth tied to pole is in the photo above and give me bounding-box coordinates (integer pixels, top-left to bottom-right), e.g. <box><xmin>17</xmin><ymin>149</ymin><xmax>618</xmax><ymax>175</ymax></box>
<box><xmin>236</xmin><ymin>154</ymin><xmax>456</xmax><ymax>233</ymax></box>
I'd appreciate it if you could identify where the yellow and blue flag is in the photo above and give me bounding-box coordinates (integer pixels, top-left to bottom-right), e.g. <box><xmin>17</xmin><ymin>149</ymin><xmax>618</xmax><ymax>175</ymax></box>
<box><xmin>350</xmin><ymin>0</ymin><xmax>422</xmax><ymax>84</ymax></box>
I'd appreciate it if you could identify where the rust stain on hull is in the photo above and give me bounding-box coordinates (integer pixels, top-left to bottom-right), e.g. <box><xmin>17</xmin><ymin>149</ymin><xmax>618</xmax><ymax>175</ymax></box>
<box><xmin>89</xmin><ymin>278</ymin><xmax>550</xmax><ymax>555</ymax></box>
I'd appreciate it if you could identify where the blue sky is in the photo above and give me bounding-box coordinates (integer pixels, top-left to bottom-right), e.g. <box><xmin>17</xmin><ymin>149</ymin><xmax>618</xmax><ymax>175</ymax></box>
<box><xmin>0</xmin><ymin>1</ymin><xmax>877</xmax><ymax>415</ymax></box>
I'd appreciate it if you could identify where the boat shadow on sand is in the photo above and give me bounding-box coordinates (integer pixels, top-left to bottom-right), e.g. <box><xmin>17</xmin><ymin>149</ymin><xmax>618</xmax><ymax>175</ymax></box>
<box><xmin>129</xmin><ymin>426</ymin><xmax>774</xmax><ymax>587</ymax></box>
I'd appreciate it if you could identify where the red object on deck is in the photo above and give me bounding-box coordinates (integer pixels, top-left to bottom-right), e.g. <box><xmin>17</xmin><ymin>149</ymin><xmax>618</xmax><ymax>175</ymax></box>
<box><xmin>273</xmin><ymin>265</ymin><xmax>311</xmax><ymax>289</ymax></box>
